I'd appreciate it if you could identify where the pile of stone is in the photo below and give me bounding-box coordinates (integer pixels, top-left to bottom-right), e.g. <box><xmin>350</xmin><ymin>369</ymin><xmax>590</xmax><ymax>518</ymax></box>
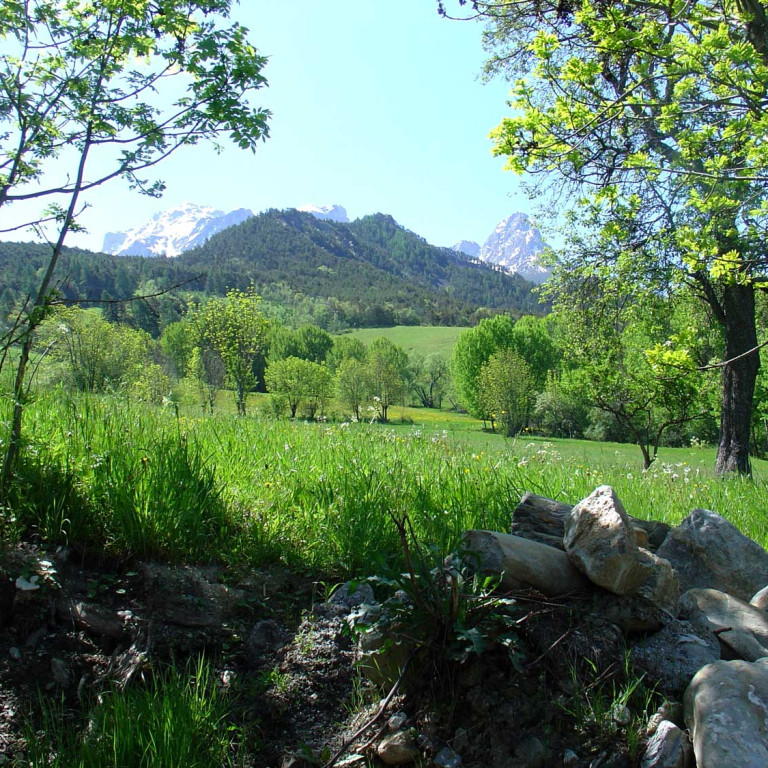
<box><xmin>463</xmin><ymin>485</ymin><xmax>768</xmax><ymax>768</ymax></box>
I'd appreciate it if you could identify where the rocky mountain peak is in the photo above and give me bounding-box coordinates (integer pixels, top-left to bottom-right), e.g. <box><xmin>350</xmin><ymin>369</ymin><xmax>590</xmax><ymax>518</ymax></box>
<box><xmin>296</xmin><ymin>204</ymin><xmax>349</xmax><ymax>223</ymax></box>
<box><xmin>451</xmin><ymin>240</ymin><xmax>481</xmax><ymax>259</ymax></box>
<box><xmin>480</xmin><ymin>213</ymin><xmax>551</xmax><ymax>284</ymax></box>
<box><xmin>102</xmin><ymin>202</ymin><xmax>253</xmax><ymax>257</ymax></box>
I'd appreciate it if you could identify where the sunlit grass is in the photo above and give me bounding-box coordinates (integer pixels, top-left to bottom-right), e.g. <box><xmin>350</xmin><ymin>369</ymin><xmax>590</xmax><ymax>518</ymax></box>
<box><xmin>6</xmin><ymin>388</ymin><xmax>768</xmax><ymax>573</ymax></box>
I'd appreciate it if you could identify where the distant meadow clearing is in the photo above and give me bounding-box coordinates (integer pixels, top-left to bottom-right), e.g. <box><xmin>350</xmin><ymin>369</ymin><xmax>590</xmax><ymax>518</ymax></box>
<box><xmin>8</xmin><ymin>389</ymin><xmax>768</xmax><ymax>574</ymax></box>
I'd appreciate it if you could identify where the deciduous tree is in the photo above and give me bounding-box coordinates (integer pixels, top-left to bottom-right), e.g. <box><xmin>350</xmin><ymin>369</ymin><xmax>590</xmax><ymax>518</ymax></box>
<box><xmin>0</xmin><ymin>0</ymin><xmax>270</xmax><ymax>488</ymax></box>
<box><xmin>442</xmin><ymin>0</ymin><xmax>768</xmax><ymax>473</ymax></box>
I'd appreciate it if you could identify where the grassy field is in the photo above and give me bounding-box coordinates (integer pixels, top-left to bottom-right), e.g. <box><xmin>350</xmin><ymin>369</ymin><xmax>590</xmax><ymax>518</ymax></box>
<box><xmin>343</xmin><ymin>325</ymin><xmax>467</xmax><ymax>358</ymax></box>
<box><xmin>8</xmin><ymin>389</ymin><xmax>768</xmax><ymax>576</ymax></box>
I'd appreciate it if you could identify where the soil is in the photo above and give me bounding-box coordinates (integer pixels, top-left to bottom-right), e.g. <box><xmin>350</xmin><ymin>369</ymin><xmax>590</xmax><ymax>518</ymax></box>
<box><xmin>0</xmin><ymin>543</ymin><xmax>654</xmax><ymax>767</ymax></box>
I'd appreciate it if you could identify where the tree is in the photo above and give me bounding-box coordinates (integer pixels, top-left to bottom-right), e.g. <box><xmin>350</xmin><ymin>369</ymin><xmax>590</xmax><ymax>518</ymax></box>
<box><xmin>335</xmin><ymin>357</ymin><xmax>371</xmax><ymax>421</ymax></box>
<box><xmin>39</xmin><ymin>305</ymin><xmax>150</xmax><ymax>392</ymax></box>
<box><xmin>198</xmin><ymin>288</ymin><xmax>268</xmax><ymax>416</ymax></box>
<box><xmin>478</xmin><ymin>348</ymin><xmax>536</xmax><ymax>436</ymax></box>
<box><xmin>443</xmin><ymin>0</ymin><xmax>768</xmax><ymax>473</ymax></box>
<box><xmin>265</xmin><ymin>356</ymin><xmax>332</xmax><ymax>419</ymax></box>
<box><xmin>327</xmin><ymin>336</ymin><xmax>368</xmax><ymax>373</ymax></box>
<box><xmin>451</xmin><ymin>315</ymin><xmax>515</xmax><ymax>419</ymax></box>
<box><xmin>410</xmin><ymin>352</ymin><xmax>450</xmax><ymax>409</ymax></box>
<box><xmin>0</xmin><ymin>0</ymin><xmax>270</xmax><ymax>489</ymax></box>
<box><xmin>367</xmin><ymin>337</ymin><xmax>409</xmax><ymax>422</ymax></box>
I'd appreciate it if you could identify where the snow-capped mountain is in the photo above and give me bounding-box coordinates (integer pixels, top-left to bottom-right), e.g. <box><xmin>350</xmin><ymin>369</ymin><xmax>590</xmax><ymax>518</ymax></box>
<box><xmin>102</xmin><ymin>203</ymin><xmax>254</xmax><ymax>257</ymax></box>
<box><xmin>451</xmin><ymin>240</ymin><xmax>481</xmax><ymax>259</ymax></box>
<box><xmin>296</xmin><ymin>204</ymin><xmax>349</xmax><ymax>223</ymax></box>
<box><xmin>480</xmin><ymin>213</ymin><xmax>551</xmax><ymax>284</ymax></box>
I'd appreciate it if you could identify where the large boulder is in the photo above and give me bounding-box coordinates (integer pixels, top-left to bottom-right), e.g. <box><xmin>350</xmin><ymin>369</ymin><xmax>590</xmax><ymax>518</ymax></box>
<box><xmin>462</xmin><ymin>530</ymin><xmax>591</xmax><ymax>595</ymax></box>
<box><xmin>684</xmin><ymin>658</ymin><xmax>768</xmax><ymax>768</ymax></box>
<box><xmin>680</xmin><ymin>587</ymin><xmax>768</xmax><ymax>661</ymax></box>
<box><xmin>563</xmin><ymin>487</ymin><xmax>678</xmax><ymax>614</ymax></box>
<box><xmin>657</xmin><ymin>508</ymin><xmax>768</xmax><ymax>602</ymax></box>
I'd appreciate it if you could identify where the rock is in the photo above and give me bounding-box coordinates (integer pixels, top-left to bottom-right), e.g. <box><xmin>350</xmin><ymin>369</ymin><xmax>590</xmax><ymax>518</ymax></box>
<box><xmin>327</xmin><ymin>581</ymin><xmax>375</xmax><ymax>611</ymax></box>
<box><xmin>684</xmin><ymin>658</ymin><xmax>768</xmax><ymax>768</ymax></box>
<box><xmin>597</xmin><ymin>593</ymin><xmax>672</xmax><ymax>634</ymax></box>
<box><xmin>657</xmin><ymin>508</ymin><xmax>768</xmax><ymax>602</ymax></box>
<box><xmin>512</xmin><ymin>492</ymin><xmax>670</xmax><ymax>551</ymax></box>
<box><xmin>563</xmin><ymin>750</ymin><xmax>579</xmax><ymax>767</ymax></box>
<box><xmin>564</xmin><ymin>486</ymin><xmax>654</xmax><ymax>595</ymax></box>
<box><xmin>751</xmin><ymin>585</ymin><xmax>768</xmax><ymax>611</ymax></box>
<box><xmin>634</xmin><ymin>549</ymin><xmax>679</xmax><ymax>617</ymax></box>
<box><xmin>58</xmin><ymin>600</ymin><xmax>131</xmax><ymax>642</ymax></box>
<box><xmin>376</xmin><ymin>730</ymin><xmax>420</xmax><ymax>765</ymax></box>
<box><xmin>641</xmin><ymin>720</ymin><xmax>692</xmax><ymax>768</ymax></box>
<box><xmin>646</xmin><ymin>702</ymin><xmax>685</xmax><ymax>736</ymax></box>
<box><xmin>246</xmin><ymin>619</ymin><xmax>285</xmax><ymax>661</ymax></box>
<box><xmin>462</xmin><ymin>530</ymin><xmax>591</xmax><ymax>595</ymax></box>
<box><xmin>514</xmin><ymin>735</ymin><xmax>548</xmax><ymax>767</ymax></box>
<box><xmin>50</xmin><ymin>657</ymin><xmax>72</xmax><ymax>688</ymax></box>
<box><xmin>680</xmin><ymin>588</ymin><xmax>768</xmax><ymax>661</ymax></box>
<box><xmin>631</xmin><ymin>620</ymin><xmax>719</xmax><ymax>694</ymax></box>
<box><xmin>387</xmin><ymin>712</ymin><xmax>408</xmax><ymax>732</ymax></box>
<box><xmin>433</xmin><ymin>746</ymin><xmax>463</xmax><ymax>768</ymax></box>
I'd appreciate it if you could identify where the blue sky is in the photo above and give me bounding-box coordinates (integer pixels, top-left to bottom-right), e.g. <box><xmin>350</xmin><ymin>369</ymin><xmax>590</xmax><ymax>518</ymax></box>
<box><xmin>6</xmin><ymin>1</ymin><xmax>536</xmax><ymax>252</ymax></box>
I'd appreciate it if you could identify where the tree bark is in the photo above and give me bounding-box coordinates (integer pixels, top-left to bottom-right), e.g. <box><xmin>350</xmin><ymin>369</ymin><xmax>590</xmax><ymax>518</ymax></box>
<box><xmin>715</xmin><ymin>283</ymin><xmax>759</xmax><ymax>475</ymax></box>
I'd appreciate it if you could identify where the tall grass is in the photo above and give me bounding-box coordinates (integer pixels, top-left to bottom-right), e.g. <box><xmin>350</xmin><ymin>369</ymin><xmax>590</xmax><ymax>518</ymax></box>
<box><xmin>24</xmin><ymin>657</ymin><xmax>234</xmax><ymax>768</ymax></box>
<box><xmin>6</xmin><ymin>389</ymin><xmax>768</xmax><ymax>573</ymax></box>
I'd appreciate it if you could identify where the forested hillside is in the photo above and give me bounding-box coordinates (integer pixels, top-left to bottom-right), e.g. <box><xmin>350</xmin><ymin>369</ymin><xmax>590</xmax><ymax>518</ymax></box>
<box><xmin>0</xmin><ymin>210</ymin><xmax>543</xmax><ymax>332</ymax></box>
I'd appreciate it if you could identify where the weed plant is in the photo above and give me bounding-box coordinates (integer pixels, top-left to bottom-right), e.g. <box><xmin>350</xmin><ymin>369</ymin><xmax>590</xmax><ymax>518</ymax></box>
<box><xmin>5</xmin><ymin>389</ymin><xmax>768</xmax><ymax>572</ymax></box>
<box><xmin>23</xmin><ymin>657</ymin><xmax>234</xmax><ymax>768</ymax></box>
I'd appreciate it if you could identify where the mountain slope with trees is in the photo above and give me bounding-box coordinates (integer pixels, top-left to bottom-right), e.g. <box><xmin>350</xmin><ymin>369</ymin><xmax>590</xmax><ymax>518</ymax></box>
<box><xmin>0</xmin><ymin>209</ymin><xmax>543</xmax><ymax>331</ymax></box>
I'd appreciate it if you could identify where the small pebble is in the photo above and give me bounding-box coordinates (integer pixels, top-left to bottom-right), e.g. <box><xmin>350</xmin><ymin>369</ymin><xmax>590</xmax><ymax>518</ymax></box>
<box><xmin>434</xmin><ymin>746</ymin><xmax>463</xmax><ymax>768</ymax></box>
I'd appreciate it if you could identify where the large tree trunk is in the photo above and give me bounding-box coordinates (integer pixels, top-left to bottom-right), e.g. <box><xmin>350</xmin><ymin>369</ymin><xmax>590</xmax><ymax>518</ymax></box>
<box><xmin>715</xmin><ymin>283</ymin><xmax>759</xmax><ymax>475</ymax></box>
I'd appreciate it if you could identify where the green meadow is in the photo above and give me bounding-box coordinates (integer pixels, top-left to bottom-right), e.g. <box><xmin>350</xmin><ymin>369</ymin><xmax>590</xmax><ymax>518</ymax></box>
<box><xmin>9</xmin><ymin>389</ymin><xmax>768</xmax><ymax>577</ymax></box>
<box><xmin>344</xmin><ymin>325</ymin><xmax>467</xmax><ymax>358</ymax></box>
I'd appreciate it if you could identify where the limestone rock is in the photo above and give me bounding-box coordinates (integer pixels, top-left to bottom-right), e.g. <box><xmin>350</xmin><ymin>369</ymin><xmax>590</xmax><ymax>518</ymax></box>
<box><xmin>564</xmin><ymin>486</ymin><xmax>650</xmax><ymax>595</ymax></box>
<box><xmin>631</xmin><ymin>619</ymin><xmax>719</xmax><ymax>694</ymax></box>
<box><xmin>511</xmin><ymin>492</ymin><xmax>670</xmax><ymax>551</ymax></box>
<box><xmin>751</xmin><ymin>585</ymin><xmax>768</xmax><ymax>611</ymax></box>
<box><xmin>657</xmin><ymin>508</ymin><xmax>768</xmax><ymax>602</ymax></box>
<box><xmin>462</xmin><ymin>530</ymin><xmax>591</xmax><ymax>595</ymax></box>
<box><xmin>376</xmin><ymin>730</ymin><xmax>420</xmax><ymax>765</ymax></box>
<box><xmin>635</xmin><ymin>549</ymin><xmax>679</xmax><ymax>617</ymax></box>
<box><xmin>641</xmin><ymin>720</ymin><xmax>692</xmax><ymax>768</ymax></box>
<box><xmin>684</xmin><ymin>658</ymin><xmax>768</xmax><ymax>768</ymax></box>
<box><xmin>680</xmin><ymin>587</ymin><xmax>768</xmax><ymax>661</ymax></box>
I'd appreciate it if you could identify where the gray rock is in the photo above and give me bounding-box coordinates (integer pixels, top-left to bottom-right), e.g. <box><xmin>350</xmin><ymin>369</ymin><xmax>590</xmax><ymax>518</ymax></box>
<box><xmin>680</xmin><ymin>588</ymin><xmax>768</xmax><ymax>661</ymax></box>
<box><xmin>327</xmin><ymin>581</ymin><xmax>375</xmax><ymax>610</ymax></box>
<box><xmin>564</xmin><ymin>486</ymin><xmax>648</xmax><ymax>595</ymax></box>
<box><xmin>751</xmin><ymin>585</ymin><xmax>768</xmax><ymax>611</ymax></box>
<box><xmin>564</xmin><ymin>487</ymin><xmax>677</xmax><ymax>611</ymax></box>
<box><xmin>246</xmin><ymin>619</ymin><xmax>285</xmax><ymax>662</ymax></box>
<box><xmin>376</xmin><ymin>730</ymin><xmax>420</xmax><ymax>765</ymax></box>
<box><xmin>634</xmin><ymin>548</ymin><xmax>679</xmax><ymax>617</ymax></box>
<box><xmin>512</xmin><ymin>492</ymin><xmax>670</xmax><ymax>551</ymax></box>
<box><xmin>657</xmin><ymin>508</ymin><xmax>768</xmax><ymax>602</ymax></box>
<box><xmin>514</xmin><ymin>735</ymin><xmax>548</xmax><ymax>767</ymax></box>
<box><xmin>641</xmin><ymin>720</ymin><xmax>692</xmax><ymax>768</ymax></box>
<box><xmin>462</xmin><ymin>530</ymin><xmax>591</xmax><ymax>595</ymax></box>
<box><xmin>433</xmin><ymin>746</ymin><xmax>463</xmax><ymax>768</ymax></box>
<box><xmin>631</xmin><ymin>619</ymin><xmax>720</xmax><ymax>694</ymax></box>
<box><xmin>684</xmin><ymin>658</ymin><xmax>768</xmax><ymax>768</ymax></box>
<box><xmin>50</xmin><ymin>658</ymin><xmax>72</xmax><ymax>688</ymax></box>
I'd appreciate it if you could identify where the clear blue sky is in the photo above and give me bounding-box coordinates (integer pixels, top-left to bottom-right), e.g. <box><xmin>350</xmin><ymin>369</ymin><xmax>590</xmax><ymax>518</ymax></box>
<box><xmin>7</xmin><ymin>1</ymin><xmax>536</xmax><ymax>252</ymax></box>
